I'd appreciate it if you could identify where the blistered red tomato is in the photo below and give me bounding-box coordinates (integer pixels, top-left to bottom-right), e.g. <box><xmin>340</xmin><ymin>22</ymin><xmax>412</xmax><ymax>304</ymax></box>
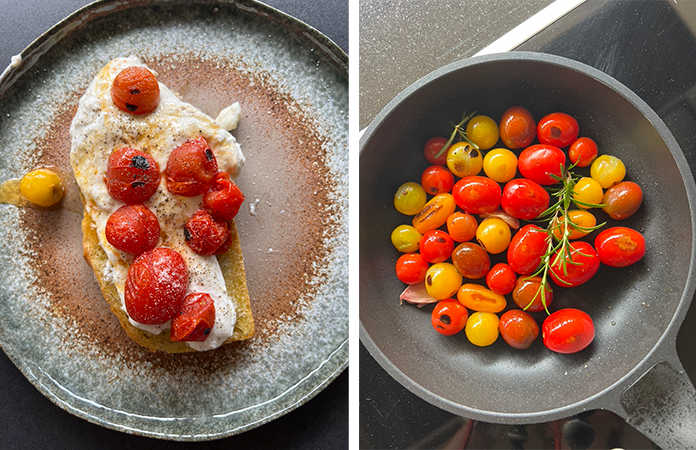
<box><xmin>594</xmin><ymin>227</ymin><xmax>646</xmax><ymax>267</ymax></box>
<box><xmin>507</xmin><ymin>224</ymin><xmax>548</xmax><ymax>275</ymax></box>
<box><xmin>184</xmin><ymin>209</ymin><xmax>231</xmax><ymax>256</ymax></box>
<box><xmin>499</xmin><ymin>310</ymin><xmax>539</xmax><ymax>350</ymax></box>
<box><xmin>549</xmin><ymin>241</ymin><xmax>600</xmax><ymax>287</ymax></box>
<box><xmin>105</xmin><ymin>204</ymin><xmax>160</xmax><ymax>255</ymax></box>
<box><xmin>542</xmin><ymin>308</ymin><xmax>595</xmax><ymax>354</ymax></box>
<box><xmin>171</xmin><ymin>292</ymin><xmax>216</xmax><ymax>342</ymax></box>
<box><xmin>424</xmin><ymin>137</ymin><xmax>449</xmax><ymax>165</ymax></box>
<box><xmin>569</xmin><ymin>137</ymin><xmax>598</xmax><ymax>167</ymax></box>
<box><xmin>485</xmin><ymin>263</ymin><xmax>516</xmax><ymax>295</ymax></box>
<box><xmin>105</xmin><ymin>147</ymin><xmax>160</xmax><ymax>203</ymax></box>
<box><xmin>512</xmin><ymin>276</ymin><xmax>553</xmax><ymax>312</ymax></box>
<box><xmin>451</xmin><ymin>242</ymin><xmax>490</xmax><ymax>279</ymax></box>
<box><xmin>602</xmin><ymin>181</ymin><xmax>643</xmax><ymax>220</ymax></box>
<box><xmin>431</xmin><ymin>298</ymin><xmax>468</xmax><ymax>336</ymax></box>
<box><xmin>204</xmin><ymin>171</ymin><xmax>245</xmax><ymax>220</ymax></box>
<box><xmin>421</xmin><ymin>165</ymin><xmax>455</xmax><ymax>195</ymax></box>
<box><xmin>111</xmin><ymin>66</ymin><xmax>160</xmax><ymax>115</ymax></box>
<box><xmin>420</xmin><ymin>230</ymin><xmax>454</xmax><ymax>264</ymax></box>
<box><xmin>498</xmin><ymin>106</ymin><xmax>536</xmax><ymax>149</ymax></box>
<box><xmin>166</xmin><ymin>137</ymin><xmax>219</xmax><ymax>197</ymax></box>
<box><xmin>501</xmin><ymin>178</ymin><xmax>550</xmax><ymax>220</ymax></box>
<box><xmin>124</xmin><ymin>247</ymin><xmax>188</xmax><ymax>325</ymax></box>
<box><xmin>537</xmin><ymin>112</ymin><xmax>579</xmax><ymax>148</ymax></box>
<box><xmin>452</xmin><ymin>176</ymin><xmax>501</xmax><ymax>214</ymax></box>
<box><xmin>395</xmin><ymin>253</ymin><xmax>429</xmax><ymax>284</ymax></box>
<box><xmin>518</xmin><ymin>144</ymin><xmax>566</xmax><ymax>186</ymax></box>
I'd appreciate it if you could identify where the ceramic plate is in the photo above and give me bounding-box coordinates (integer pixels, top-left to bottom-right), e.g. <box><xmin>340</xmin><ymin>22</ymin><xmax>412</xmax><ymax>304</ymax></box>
<box><xmin>0</xmin><ymin>0</ymin><xmax>348</xmax><ymax>441</ymax></box>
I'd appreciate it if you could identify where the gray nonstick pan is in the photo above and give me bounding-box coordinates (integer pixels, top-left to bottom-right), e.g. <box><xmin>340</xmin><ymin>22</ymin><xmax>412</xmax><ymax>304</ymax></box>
<box><xmin>359</xmin><ymin>52</ymin><xmax>696</xmax><ymax>449</ymax></box>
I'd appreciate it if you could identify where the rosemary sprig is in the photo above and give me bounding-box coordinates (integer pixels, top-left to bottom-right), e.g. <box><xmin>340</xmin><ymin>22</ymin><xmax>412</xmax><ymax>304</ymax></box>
<box><xmin>525</xmin><ymin>163</ymin><xmax>606</xmax><ymax>314</ymax></box>
<box><xmin>434</xmin><ymin>111</ymin><xmax>480</xmax><ymax>158</ymax></box>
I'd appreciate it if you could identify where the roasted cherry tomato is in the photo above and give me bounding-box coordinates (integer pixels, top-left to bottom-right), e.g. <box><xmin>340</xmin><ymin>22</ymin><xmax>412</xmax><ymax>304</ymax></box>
<box><xmin>446</xmin><ymin>211</ymin><xmax>478</xmax><ymax>243</ymax></box>
<box><xmin>395</xmin><ymin>253</ymin><xmax>429</xmax><ymax>284</ymax></box>
<box><xmin>394</xmin><ymin>182</ymin><xmax>427</xmax><ymax>215</ymax></box>
<box><xmin>421</xmin><ymin>165</ymin><xmax>455</xmax><ymax>195</ymax></box>
<box><xmin>465</xmin><ymin>311</ymin><xmax>499</xmax><ymax>347</ymax></box>
<box><xmin>424</xmin><ymin>136</ymin><xmax>449</xmax><ymax>165</ymax></box>
<box><xmin>591</xmin><ymin>155</ymin><xmax>626</xmax><ymax>189</ymax></box>
<box><xmin>391</xmin><ymin>224</ymin><xmax>422</xmax><ymax>253</ymax></box>
<box><xmin>203</xmin><ymin>171</ymin><xmax>244</xmax><ymax>220</ymax></box>
<box><xmin>568</xmin><ymin>137</ymin><xmax>598</xmax><ymax>167</ymax></box>
<box><xmin>19</xmin><ymin>168</ymin><xmax>64</xmax><ymax>207</ymax></box>
<box><xmin>549</xmin><ymin>241</ymin><xmax>600</xmax><ymax>287</ymax></box>
<box><xmin>465</xmin><ymin>115</ymin><xmax>499</xmax><ymax>150</ymax></box>
<box><xmin>105</xmin><ymin>204</ymin><xmax>160</xmax><ymax>255</ymax></box>
<box><xmin>572</xmin><ymin>177</ymin><xmax>604</xmax><ymax>209</ymax></box>
<box><xmin>431</xmin><ymin>298</ymin><xmax>469</xmax><ymax>336</ymax></box>
<box><xmin>111</xmin><ymin>66</ymin><xmax>160</xmax><ymax>115</ymax></box>
<box><xmin>552</xmin><ymin>210</ymin><xmax>597</xmax><ymax>240</ymax></box>
<box><xmin>498</xmin><ymin>106</ymin><xmax>536</xmax><ymax>149</ymax></box>
<box><xmin>184</xmin><ymin>209</ymin><xmax>231</xmax><ymax>256</ymax></box>
<box><xmin>447</xmin><ymin>142</ymin><xmax>483</xmax><ymax>178</ymax></box>
<box><xmin>171</xmin><ymin>292</ymin><xmax>216</xmax><ymax>342</ymax></box>
<box><xmin>476</xmin><ymin>217</ymin><xmax>511</xmax><ymax>254</ymax></box>
<box><xmin>507</xmin><ymin>224</ymin><xmax>548</xmax><ymax>275</ymax></box>
<box><xmin>105</xmin><ymin>147</ymin><xmax>160</xmax><ymax>203</ymax></box>
<box><xmin>452</xmin><ymin>176</ymin><xmax>501</xmax><ymax>214</ymax></box>
<box><xmin>420</xmin><ymin>230</ymin><xmax>454</xmax><ymax>263</ymax></box>
<box><xmin>483</xmin><ymin>148</ymin><xmax>518</xmax><ymax>183</ymax></box>
<box><xmin>166</xmin><ymin>137</ymin><xmax>219</xmax><ymax>197</ymax></box>
<box><xmin>425</xmin><ymin>262</ymin><xmax>463</xmax><ymax>300</ymax></box>
<box><xmin>485</xmin><ymin>263</ymin><xmax>516</xmax><ymax>295</ymax></box>
<box><xmin>501</xmin><ymin>178</ymin><xmax>550</xmax><ymax>220</ymax></box>
<box><xmin>594</xmin><ymin>226</ymin><xmax>646</xmax><ymax>267</ymax></box>
<box><xmin>542</xmin><ymin>308</ymin><xmax>595</xmax><ymax>354</ymax></box>
<box><xmin>602</xmin><ymin>181</ymin><xmax>643</xmax><ymax>220</ymax></box>
<box><xmin>512</xmin><ymin>276</ymin><xmax>553</xmax><ymax>312</ymax></box>
<box><xmin>537</xmin><ymin>112</ymin><xmax>579</xmax><ymax>148</ymax></box>
<box><xmin>457</xmin><ymin>283</ymin><xmax>507</xmax><ymax>313</ymax></box>
<box><xmin>517</xmin><ymin>144</ymin><xmax>566</xmax><ymax>186</ymax></box>
<box><xmin>412</xmin><ymin>192</ymin><xmax>456</xmax><ymax>233</ymax></box>
<box><xmin>124</xmin><ymin>247</ymin><xmax>188</xmax><ymax>325</ymax></box>
<box><xmin>451</xmin><ymin>242</ymin><xmax>490</xmax><ymax>279</ymax></box>
<box><xmin>499</xmin><ymin>310</ymin><xmax>539</xmax><ymax>350</ymax></box>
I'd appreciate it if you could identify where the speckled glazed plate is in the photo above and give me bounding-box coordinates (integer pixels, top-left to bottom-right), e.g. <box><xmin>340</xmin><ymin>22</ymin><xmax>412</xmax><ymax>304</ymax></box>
<box><xmin>0</xmin><ymin>0</ymin><xmax>348</xmax><ymax>441</ymax></box>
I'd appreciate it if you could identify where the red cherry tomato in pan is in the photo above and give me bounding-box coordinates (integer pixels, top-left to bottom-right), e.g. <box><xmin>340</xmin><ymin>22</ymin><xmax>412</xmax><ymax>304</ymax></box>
<box><xmin>124</xmin><ymin>247</ymin><xmax>188</xmax><ymax>325</ymax></box>
<box><xmin>105</xmin><ymin>147</ymin><xmax>160</xmax><ymax>203</ymax></box>
<box><xmin>569</xmin><ymin>137</ymin><xmax>598</xmax><ymax>167</ymax></box>
<box><xmin>105</xmin><ymin>204</ymin><xmax>160</xmax><ymax>255</ymax></box>
<box><xmin>424</xmin><ymin>137</ymin><xmax>449</xmax><ymax>165</ymax></box>
<box><xmin>485</xmin><ymin>263</ymin><xmax>516</xmax><ymax>295</ymax></box>
<box><xmin>542</xmin><ymin>308</ymin><xmax>595</xmax><ymax>354</ymax></box>
<box><xmin>184</xmin><ymin>209</ymin><xmax>231</xmax><ymax>256</ymax></box>
<box><xmin>594</xmin><ymin>226</ymin><xmax>646</xmax><ymax>267</ymax></box>
<box><xmin>452</xmin><ymin>176</ymin><xmax>502</xmax><ymax>214</ymax></box>
<box><xmin>499</xmin><ymin>310</ymin><xmax>539</xmax><ymax>350</ymax></box>
<box><xmin>431</xmin><ymin>298</ymin><xmax>469</xmax><ymax>336</ymax></box>
<box><xmin>501</xmin><ymin>178</ymin><xmax>550</xmax><ymax>220</ymax></box>
<box><xmin>421</xmin><ymin>165</ymin><xmax>455</xmax><ymax>195</ymax></box>
<box><xmin>507</xmin><ymin>224</ymin><xmax>548</xmax><ymax>275</ymax></box>
<box><xmin>203</xmin><ymin>171</ymin><xmax>245</xmax><ymax>221</ymax></box>
<box><xmin>537</xmin><ymin>112</ymin><xmax>580</xmax><ymax>148</ymax></box>
<box><xmin>549</xmin><ymin>241</ymin><xmax>600</xmax><ymax>287</ymax></box>
<box><xmin>171</xmin><ymin>292</ymin><xmax>216</xmax><ymax>342</ymax></box>
<box><xmin>420</xmin><ymin>230</ymin><xmax>454</xmax><ymax>264</ymax></box>
<box><xmin>111</xmin><ymin>66</ymin><xmax>160</xmax><ymax>115</ymax></box>
<box><xmin>498</xmin><ymin>106</ymin><xmax>536</xmax><ymax>149</ymax></box>
<box><xmin>166</xmin><ymin>137</ymin><xmax>219</xmax><ymax>197</ymax></box>
<box><xmin>602</xmin><ymin>181</ymin><xmax>643</xmax><ymax>220</ymax></box>
<box><xmin>518</xmin><ymin>144</ymin><xmax>566</xmax><ymax>186</ymax></box>
<box><xmin>395</xmin><ymin>253</ymin><xmax>429</xmax><ymax>284</ymax></box>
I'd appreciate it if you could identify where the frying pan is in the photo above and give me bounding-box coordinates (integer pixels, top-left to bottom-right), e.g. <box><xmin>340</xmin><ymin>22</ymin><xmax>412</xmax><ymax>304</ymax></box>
<box><xmin>359</xmin><ymin>52</ymin><xmax>696</xmax><ymax>449</ymax></box>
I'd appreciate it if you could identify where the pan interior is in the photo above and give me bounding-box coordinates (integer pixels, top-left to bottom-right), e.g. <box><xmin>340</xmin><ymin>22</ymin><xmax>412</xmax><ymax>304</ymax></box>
<box><xmin>360</xmin><ymin>56</ymin><xmax>692</xmax><ymax>419</ymax></box>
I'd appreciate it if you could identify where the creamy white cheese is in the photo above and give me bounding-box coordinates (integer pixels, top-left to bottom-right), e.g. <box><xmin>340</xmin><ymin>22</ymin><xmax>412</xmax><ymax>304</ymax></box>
<box><xmin>215</xmin><ymin>102</ymin><xmax>242</xmax><ymax>131</ymax></box>
<box><xmin>70</xmin><ymin>56</ymin><xmax>244</xmax><ymax>351</ymax></box>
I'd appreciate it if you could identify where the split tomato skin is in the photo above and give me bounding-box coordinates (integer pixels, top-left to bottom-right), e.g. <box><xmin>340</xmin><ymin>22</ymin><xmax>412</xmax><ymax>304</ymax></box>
<box><xmin>537</xmin><ymin>112</ymin><xmax>580</xmax><ymax>148</ymax></box>
<box><xmin>549</xmin><ymin>241</ymin><xmax>600</xmax><ymax>287</ymax></box>
<box><xmin>507</xmin><ymin>224</ymin><xmax>548</xmax><ymax>275</ymax></box>
<box><xmin>542</xmin><ymin>308</ymin><xmax>595</xmax><ymax>354</ymax></box>
<box><xmin>518</xmin><ymin>144</ymin><xmax>566</xmax><ymax>186</ymax></box>
<box><xmin>594</xmin><ymin>227</ymin><xmax>646</xmax><ymax>268</ymax></box>
<box><xmin>501</xmin><ymin>178</ymin><xmax>550</xmax><ymax>220</ymax></box>
<box><xmin>452</xmin><ymin>176</ymin><xmax>502</xmax><ymax>214</ymax></box>
<box><xmin>431</xmin><ymin>298</ymin><xmax>469</xmax><ymax>336</ymax></box>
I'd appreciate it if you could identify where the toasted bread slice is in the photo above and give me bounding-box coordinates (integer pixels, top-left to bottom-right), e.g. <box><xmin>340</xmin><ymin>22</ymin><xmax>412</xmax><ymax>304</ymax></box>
<box><xmin>81</xmin><ymin>209</ymin><xmax>254</xmax><ymax>353</ymax></box>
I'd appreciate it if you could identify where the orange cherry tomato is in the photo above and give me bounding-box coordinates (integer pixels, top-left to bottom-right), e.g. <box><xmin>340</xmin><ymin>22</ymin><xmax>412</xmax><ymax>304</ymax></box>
<box><xmin>421</xmin><ymin>165</ymin><xmax>455</xmax><ymax>195</ymax></box>
<box><xmin>431</xmin><ymin>298</ymin><xmax>468</xmax><ymax>336</ymax></box>
<box><xmin>111</xmin><ymin>66</ymin><xmax>160</xmax><ymax>114</ymax></box>
<box><xmin>457</xmin><ymin>283</ymin><xmax>507</xmax><ymax>313</ymax></box>
<box><xmin>166</xmin><ymin>137</ymin><xmax>219</xmax><ymax>197</ymax></box>
<box><xmin>105</xmin><ymin>204</ymin><xmax>160</xmax><ymax>255</ymax></box>
<box><xmin>412</xmin><ymin>192</ymin><xmax>456</xmax><ymax>234</ymax></box>
<box><xmin>499</xmin><ymin>106</ymin><xmax>536</xmax><ymax>149</ymax></box>
<box><xmin>171</xmin><ymin>292</ymin><xmax>216</xmax><ymax>342</ymax></box>
<box><xmin>446</xmin><ymin>211</ymin><xmax>478</xmax><ymax>243</ymax></box>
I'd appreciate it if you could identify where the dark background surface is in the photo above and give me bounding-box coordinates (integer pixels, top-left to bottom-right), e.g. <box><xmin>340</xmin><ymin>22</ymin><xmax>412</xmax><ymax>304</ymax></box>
<box><xmin>0</xmin><ymin>1</ymin><xmax>348</xmax><ymax>449</ymax></box>
<box><xmin>360</xmin><ymin>0</ymin><xmax>696</xmax><ymax>448</ymax></box>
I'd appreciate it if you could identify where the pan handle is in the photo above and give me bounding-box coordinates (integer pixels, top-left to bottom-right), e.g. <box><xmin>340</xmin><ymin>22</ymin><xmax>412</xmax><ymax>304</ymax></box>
<box><xmin>620</xmin><ymin>360</ymin><xmax>696</xmax><ymax>449</ymax></box>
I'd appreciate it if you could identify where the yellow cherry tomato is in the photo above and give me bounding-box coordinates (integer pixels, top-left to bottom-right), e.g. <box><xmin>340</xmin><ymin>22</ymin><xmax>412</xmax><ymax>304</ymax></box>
<box><xmin>457</xmin><ymin>283</ymin><xmax>507</xmax><ymax>313</ymax></box>
<box><xmin>552</xmin><ymin>210</ymin><xmax>597</xmax><ymax>240</ymax></box>
<box><xmin>425</xmin><ymin>262</ymin><xmax>463</xmax><ymax>300</ymax></box>
<box><xmin>465</xmin><ymin>311</ymin><xmax>500</xmax><ymax>347</ymax></box>
<box><xmin>483</xmin><ymin>148</ymin><xmax>517</xmax><ymax>183</ymax></box>
<box><xmin>19</xmin><ymin>168</ymin><xmax>64</xmax><ymax>207</ymax></box>
<box><xmin>591</xmin><ymin>155</ymin><xmax>626</xmax><ymax>189</ymax></box>
<box><xmin>465</xmin><ymin>115</ymin><xmax>499</xmax><ymax>150</ymax></box>
<box><xmin>446</xmin><ymin>142</ymin><xmax>483</xmax><ymax>178</ymax></box>
<box><xmin>572</xmin><ymin>177</ymin><xmax>603</xmax><ymax>209</ymax></box>
<box><xmin>391</xmin><ymin>225</ymin><xmax>422</xmax><ymax>253</ymax></box>
<box><xmin>394</xmin><ymin>182</ymin><xmax>426</xmax><ymax>215</ymax></box>
<box><xmin>412</xmin><ymin>192</ymin><xmax>457</xmax><ymax>234</ymax></box>
<box><xmin>475</xmin><ymin>217</ymin><xmax>511</xmax><ymax>254</ymax></box>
